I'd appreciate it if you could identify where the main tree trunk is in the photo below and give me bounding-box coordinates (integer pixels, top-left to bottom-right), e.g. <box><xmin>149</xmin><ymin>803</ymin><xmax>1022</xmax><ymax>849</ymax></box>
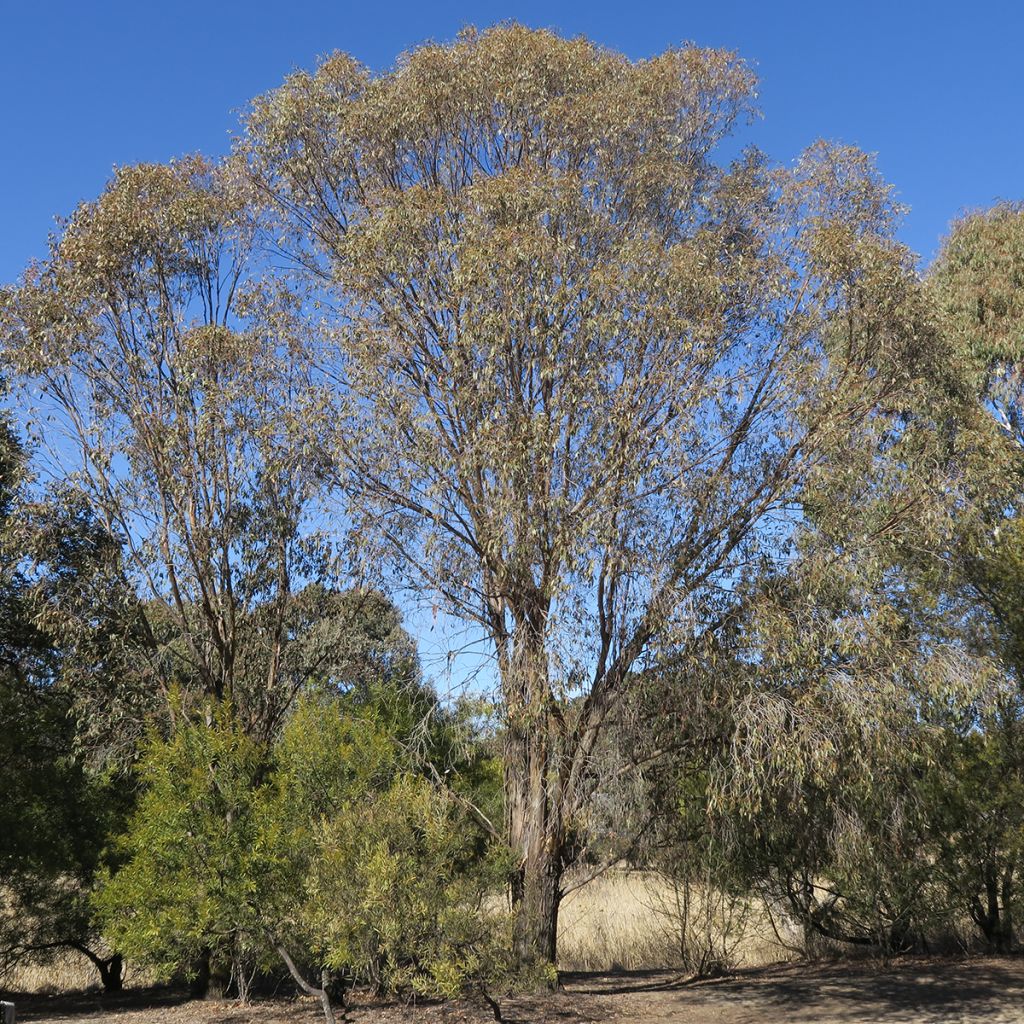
<box><xmin>505</xmin><ymin>697</ymin><xmax>564</xmax><ymax>970</ymax></box>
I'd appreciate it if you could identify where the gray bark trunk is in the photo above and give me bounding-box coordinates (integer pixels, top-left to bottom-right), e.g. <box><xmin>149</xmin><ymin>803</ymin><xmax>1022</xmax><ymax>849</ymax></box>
<box><xmin>505</xmin><ymin>684</ymin><xmax>563</xmax><ymax>968</ymax></box>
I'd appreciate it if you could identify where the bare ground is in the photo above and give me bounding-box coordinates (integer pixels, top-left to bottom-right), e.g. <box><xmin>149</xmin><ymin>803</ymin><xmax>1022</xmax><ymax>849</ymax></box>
<box><xmin>9</xmin><ymin>957</ymin><xmax>1024</xmax><ymax>1024</ymax></box>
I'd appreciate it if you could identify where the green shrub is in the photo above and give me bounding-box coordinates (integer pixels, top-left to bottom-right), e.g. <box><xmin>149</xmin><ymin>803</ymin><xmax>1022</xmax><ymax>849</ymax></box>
<box><xmin>94</xmin><ymin>702</ymin><xmax>276</xmax><ymax>991</ymax></box>
<box><xmin>305</xmin><ymin>773</ymin><xmax>513</xmax><ymax>998</ymax></box>
<box><xmin>96</xmin><ymin>693</ymin><xmax>517</xmax><ymax>1009</ymax></box>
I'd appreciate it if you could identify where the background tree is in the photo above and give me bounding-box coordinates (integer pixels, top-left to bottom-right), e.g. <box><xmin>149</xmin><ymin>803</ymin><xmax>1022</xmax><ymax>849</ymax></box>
<box><xmin>1</xmin><ymin>158</ymin><xmax>462</xmax><ymax>998</ymax></box>
<box><xmin>1</xmin><ymin>156</ymin><xmax>330</xmax><ymax>741</ymax></box>
<box><xmin>0</xmin><ymin>414</ymin><xmax>130</xmax><ymax>991</ymax></box>
<box><xmin>691</xmin><ymin>555</ymin><xmax>1005</xmax><ymax>954</ymax></box>
<box><xmin>245</xmin><ymin>24</ymin><xmax>941</xmax><ymax>965</ymax></box>
<box><xmin>913</xmin><ymin>201</ymin><xmax>1024</xmax><ymax>950</ymax></box>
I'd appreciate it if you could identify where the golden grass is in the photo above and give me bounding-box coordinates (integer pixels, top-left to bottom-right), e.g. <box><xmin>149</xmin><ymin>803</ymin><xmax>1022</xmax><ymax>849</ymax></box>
<box><xmin>557</xmin><ymin>869</ymin><xmax>798</xmax><ymax>973</ymax></box>
<box><xmin>5</xmin><ymin>872</ymin><xmax>793</xmax><ymax>993</ymax></box>
<box><xmin>3</xmin><ymin>950</ymin><xmax>154</xmax><ymax>995</ymax></box>
<box><xmin>4</xmin><ymin>951</ymin><xmax>98</xmax><ymax>994</ymax></box>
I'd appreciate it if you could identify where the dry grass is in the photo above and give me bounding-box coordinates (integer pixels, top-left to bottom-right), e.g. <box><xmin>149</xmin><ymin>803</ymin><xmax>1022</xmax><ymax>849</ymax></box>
<box><xmin>6</xmin><ymin>872</ymin><xmax>789</xmax><ymax>995</ymax></box>
<box><xmin>4</xmin><ymin>952</ymin><xmax>98</xmax><ymax>995</ymax></box>
<box><xmin>557</xmin><ymin>869</ymin><xmax>797</xmax><ymax>972</ymax></box>
<box><xmin>3</xmin><ymin>951</ymin><xmax>153</xmax><ymax>996</ymax></box>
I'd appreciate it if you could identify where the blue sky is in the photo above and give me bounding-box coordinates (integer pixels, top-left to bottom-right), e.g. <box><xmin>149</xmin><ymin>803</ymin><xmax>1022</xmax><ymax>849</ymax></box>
<box><xmin>2</xmin><ymin>0</ymin><xmax>1021</xmax><ymax>286</ymax></box>
<box><xmin>3</xmin><ymin>0</ymin><xmax>1018</xmax><ymax>693</ymax></box>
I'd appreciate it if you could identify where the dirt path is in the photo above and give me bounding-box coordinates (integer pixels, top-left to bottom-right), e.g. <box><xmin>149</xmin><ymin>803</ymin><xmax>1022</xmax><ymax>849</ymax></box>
<box><xmin>572</xmin><ymin>958</ymin><xmax>1024</xmax><ymax>1023</ymax></box>
<box><xmin>10</xmin><ymin>957</ymin><xmax>1024</xmax><ymax>1024</ymax></box>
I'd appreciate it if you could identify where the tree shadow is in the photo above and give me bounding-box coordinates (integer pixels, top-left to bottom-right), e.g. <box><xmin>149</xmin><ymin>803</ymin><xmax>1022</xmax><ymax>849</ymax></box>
<box><xmin>11</xmin><ymin>985</ymin><xmax>190</xmax><ymax>1021</ymax></box>
<box><xmin>12</xmin><ymin>959</ymin><xmax>1024</xmax><ymax>1023</ymax></box>
<box><xmin>565</xmin><ymin>957</ymin><xmax>1024</xmax><ymax>1022</ymax></box>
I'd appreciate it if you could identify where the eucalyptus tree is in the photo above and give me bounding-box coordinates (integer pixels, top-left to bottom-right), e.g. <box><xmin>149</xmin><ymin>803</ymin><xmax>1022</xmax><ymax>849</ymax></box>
<box><xmin>926</xmin><ymin>202</ymin><xmax>1024</xmax><ymax>667</ymax></box>
<box><xmin>1</xmin><ymin>156</ymin><xmax>335</xmax><ymax>740</ymax></box>
<box><xmin>670</xmin><ymin>201</ymin><xmax>1024</xmax><ymax>958</ymax></box>
<box><xmin>913</xmin><ymin>202</ymin><xmax>1024</xmax><ymax>948</ymax></box>
<box><xmin>245</xmin><ymin>24</ymin><xmax>941</xmax><ymax>965</ymax></box>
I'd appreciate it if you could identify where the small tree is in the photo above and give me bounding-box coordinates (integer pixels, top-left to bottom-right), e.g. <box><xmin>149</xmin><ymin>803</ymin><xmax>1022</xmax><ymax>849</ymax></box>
<box><xmin>268</xmin><ymin>690</ymin><xmax>515</xmax><ymax>1012</ymax></box>
<box><xmin>304</xmin><ymin>775</ymin><xmax>515</xmax><ymax>1002</ymax></box>
<box><xmin>95</xmin><ymin>703</ymin><xmax>275</xmax><ymax>999</ymax></box>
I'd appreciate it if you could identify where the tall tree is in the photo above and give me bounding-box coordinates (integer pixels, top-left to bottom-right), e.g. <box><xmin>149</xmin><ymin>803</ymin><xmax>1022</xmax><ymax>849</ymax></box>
<box><xmin>245</xmin><ymin>25</ymin><xmax>939</xmax><ymax>964</ymax></box>
<box><xmin>2</xmin><ymin>156</ymin><xmax>334</xmax><ymax>740</ymax></box>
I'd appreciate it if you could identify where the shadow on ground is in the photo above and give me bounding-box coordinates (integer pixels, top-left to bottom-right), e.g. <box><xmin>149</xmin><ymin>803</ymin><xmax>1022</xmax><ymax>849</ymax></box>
<box><xmin>9</xmin><ymin>987</ymin><xmax>190</xmax><ymax>1022</ymax></box>
<box><xmin>8</xmin><ymin>956</ymin><xmax>1024</xmax><ymax>1024</ymax></box>
<box><xmin>563</xmin><ymin>956</ymin><xmax>1024</xmax><ymax>1023</ymax></box>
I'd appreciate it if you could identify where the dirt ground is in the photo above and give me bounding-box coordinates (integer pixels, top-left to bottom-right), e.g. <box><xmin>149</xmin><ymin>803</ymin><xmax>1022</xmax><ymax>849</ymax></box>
<box><xmin>9</xmin><ymin>957</ymin><xmax>1024</xmax><ymax>1024</ymax></box>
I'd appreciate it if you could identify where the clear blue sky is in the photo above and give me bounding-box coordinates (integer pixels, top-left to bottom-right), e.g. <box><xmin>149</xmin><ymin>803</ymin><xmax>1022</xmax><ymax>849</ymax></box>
<box><xmin>1</xmin><ymin>1</ymin><xmax>1020</xmax><ymax>284</ymax></box>
<box><xmin>2</xmin><ymin>0</ymin><xmax>1018</xmax><ymax>693</ymax></box>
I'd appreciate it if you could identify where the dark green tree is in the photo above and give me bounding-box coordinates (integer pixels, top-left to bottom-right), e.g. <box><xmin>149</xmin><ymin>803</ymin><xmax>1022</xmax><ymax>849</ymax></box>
<box><xmin>0</xmin><ymin>415</ymin><xmax>131</xmax><ymax>991</ymax></box>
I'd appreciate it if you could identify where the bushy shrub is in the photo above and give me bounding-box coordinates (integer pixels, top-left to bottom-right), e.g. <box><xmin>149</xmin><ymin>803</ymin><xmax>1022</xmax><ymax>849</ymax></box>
<box><xmin>304</xmin><ymin>774</ymin><xmax>513</xmax><ymax>998</ymax></box>
<box><xmin>96</xmin><ymin>692</ymin><xmax>515</xmax><ymax>1012</ymax></box>
<box><xmin>94</xmin><ymin>703</ymin><xmax>277</xmax><ymax>995</ymax></box>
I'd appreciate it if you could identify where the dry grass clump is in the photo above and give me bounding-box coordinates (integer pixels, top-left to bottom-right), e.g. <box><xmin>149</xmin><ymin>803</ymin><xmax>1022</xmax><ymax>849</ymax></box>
<box><xmin>557</xmin><ymin>870</ymin><xmax>797</xmax><ymax>973</ymax></box>
<box><xmin>558</xmin><ymin>870</ymin><xmax>679</xmax><ymax>971</ymax></box>
<box><xmin>4</xmin><ymin>951</ymin><xmax>98</xmax><ymax>994</ymax></box>
<box><xmin>2</xmin><ymin>950</ymin><xmax>153</xmax><ymax>995</ymax></box>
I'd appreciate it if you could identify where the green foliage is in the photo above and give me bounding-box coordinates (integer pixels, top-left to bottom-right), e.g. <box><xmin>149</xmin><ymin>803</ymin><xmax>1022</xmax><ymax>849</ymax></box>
<box><xmin>930</xmin><ymin>202</ymin><xmax>1024</xmax><ymax>380</ymax></box>
<box><xmin>306</xmin><ymin>774</ymin><xmax>513</xmax><ymax>998</ymax></box>
<box><xmin>96</xmin><ymin>689</ymin><xmax>513</xmax><ymax>1001</ymax></box>
<box><xmin>270</xmin><ymin>692</ymin><xmax>513</xmax><ymax>999</ymax></box>
<box><xmin>95</xmin><ymin>702</ymin><xmax>276</xmax><ymax>982</ymax></box>
<box><xmin>925</xmin><ymin>712</ymin><xmax>1024</xmax><ymax>951</ymax></box>
<box><xmin>0</xmin><ymin>413</ymin><xmax>131</xmax><ymax>985</ymax></box>
<box><xmin>0</xmin><ymin>670</ymin><xmax>125</xmax><ymax>972</ymax></box>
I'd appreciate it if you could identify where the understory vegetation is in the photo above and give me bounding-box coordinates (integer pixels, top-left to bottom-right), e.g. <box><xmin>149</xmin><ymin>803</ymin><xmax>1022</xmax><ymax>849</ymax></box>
<box><xmin>3</xmin><ymin>22</ymin><xmax>1024</xmax><ymax>1024</ymax></box>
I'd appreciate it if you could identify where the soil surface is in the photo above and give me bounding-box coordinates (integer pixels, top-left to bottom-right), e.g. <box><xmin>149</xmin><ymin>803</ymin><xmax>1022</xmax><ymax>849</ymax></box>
<box><xmin>8</xmin><ymin>957</ymin><xmax>1024</xmax><ymax>1024</ymax></box>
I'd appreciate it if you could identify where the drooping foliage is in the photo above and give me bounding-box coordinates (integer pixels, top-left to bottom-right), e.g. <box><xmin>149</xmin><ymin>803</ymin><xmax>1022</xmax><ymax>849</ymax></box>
<box><xmin>626</xmin><ymin>202</ymin><xmax>1024</xmax><ymax>960</ymax></box>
